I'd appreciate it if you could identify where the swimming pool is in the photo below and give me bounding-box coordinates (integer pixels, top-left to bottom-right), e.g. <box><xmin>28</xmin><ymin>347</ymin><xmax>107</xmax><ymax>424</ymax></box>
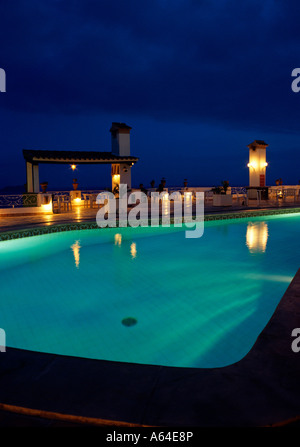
<box><xmin>0</xmin><ymin>213</ymin><xmax>299</xmax><ymax>368</ymax></box>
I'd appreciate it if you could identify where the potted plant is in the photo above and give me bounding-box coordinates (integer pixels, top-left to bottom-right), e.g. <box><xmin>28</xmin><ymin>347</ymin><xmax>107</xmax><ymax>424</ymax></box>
<box><xmin>183</xmin><ymin>179</ymin><xmax>188</xmax><ymax>188</ymax></box>
<box><xmin>150</xmin><ymin>180</ymin><xmax>155</xmax><ymax>188</ymax></box>
<box><xmin>212</xmin><ymin>181</ymin><xmax>232</xmax><ymax>206</ymax></box>
<box><xmin>73</xmin><ymin>179</ymin><xmax>79</xmax><ymax>190</ymax></box>
<box><xmin>40</xmin><ymin>182</ymin><xmax>48</xmax><ymax>193</ymax></box>
<box><xmin>113</xmin><ymin>184</ymin><xmax>119</xmax><ymax>197</ymax></box>
<box><xmin>221</xmin><ymin>180</ymin><xmax>230</xmax><ymax>194</ymax></box>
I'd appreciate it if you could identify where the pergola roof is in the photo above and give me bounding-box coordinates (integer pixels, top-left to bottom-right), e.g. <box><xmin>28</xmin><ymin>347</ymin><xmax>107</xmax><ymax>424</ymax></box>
<box><xmin>23</xmin><ymin>149</ymin><xmax>138</xmax><ymax>165</ymax></box>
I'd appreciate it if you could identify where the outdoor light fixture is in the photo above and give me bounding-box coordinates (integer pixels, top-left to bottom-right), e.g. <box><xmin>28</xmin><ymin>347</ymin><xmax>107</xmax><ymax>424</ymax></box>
<box><xmin>247</xmin><ymin>161</ymin><xmax>257</xmax><ymax>170</ymax></box>
<box><xmin>247</xmin><ymin>140</ymin><xmax>268</xmax><ymax>188</ymax></box>
<box><xmin>41</xmin><ymin>202</ymin><xmax>52</xmax><ymax>212</ymax></box>
<box><xmin>71</xmin><ymin>164</ymin><xmax>77</xmax><ymax>171</ymax></box>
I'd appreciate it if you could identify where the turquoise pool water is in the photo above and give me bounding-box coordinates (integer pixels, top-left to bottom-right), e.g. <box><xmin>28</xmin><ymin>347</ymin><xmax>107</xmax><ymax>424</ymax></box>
<box><xmin>0</xmin><ymin>213</ymin><xmax>299</xmax><ymax>368</ymax></box>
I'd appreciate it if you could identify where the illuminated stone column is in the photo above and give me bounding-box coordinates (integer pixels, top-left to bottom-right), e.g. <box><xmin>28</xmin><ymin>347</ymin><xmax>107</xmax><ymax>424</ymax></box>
<box><xmin>110</xmin><ymin>122</ymin><xmax>131</xmax><ymax>157</ymax></box>
<box><xmin>247</xmin><ymin>140</ymin><xmax>268</xmax><ymax>187</ymax></box>
<box><xmin>110</xmin><ymin>122</ymin><xmax>132</xmax><ymax>189</ymax></box>
<box><xmin>26</xmin><ymin>161</ymin><xmax>33</xmax><ymax>193</ymax></box>
<box><xmin>33</xmin><ymin>163</ymin><xmax>40</xmax><ymax>193</ymax></box>
<box><xmin>111</xmin><ymin>164</ymin><xmax>120</xmax><ymax>193</ymax></box>
<box><xmin>119</xmin><ymin>163</ymin><xmax>132</xmax><ymax>190</ymax></box>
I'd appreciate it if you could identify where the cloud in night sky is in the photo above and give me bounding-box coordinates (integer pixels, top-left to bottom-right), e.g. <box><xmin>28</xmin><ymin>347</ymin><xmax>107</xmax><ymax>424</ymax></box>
<box><xmin>1</xmin><ymin>0</ymin><xmax>300</xmax><ymax>188</ymax></box>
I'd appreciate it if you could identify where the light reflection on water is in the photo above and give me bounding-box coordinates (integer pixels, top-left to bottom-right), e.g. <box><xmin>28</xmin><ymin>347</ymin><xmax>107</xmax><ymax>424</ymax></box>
<box><xmin>246</xmin><ymin>221</ymin><xmax>269</xmax><ymax>253</ymax></box>
<box><xmin>1</xmin><ymin>214</ymin><xmax>299</xmax><ymax>368</ymax></box>
<box><xmin>70</xmin><ymin>240</ymin><xmax>81</xmax><ymax>268</ymax></box>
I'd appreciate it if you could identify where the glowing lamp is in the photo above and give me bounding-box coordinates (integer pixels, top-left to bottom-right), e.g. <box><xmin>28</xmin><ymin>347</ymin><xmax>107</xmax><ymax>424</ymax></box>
<box><xmin>247</xmin><ymin>161</ymin><xmax>257</xmax><ymax>170</ymax></box>
<box><xmin>41</xmin><ymin>203</ymin><xmax>52</xmax><ymax>212</ymax></box>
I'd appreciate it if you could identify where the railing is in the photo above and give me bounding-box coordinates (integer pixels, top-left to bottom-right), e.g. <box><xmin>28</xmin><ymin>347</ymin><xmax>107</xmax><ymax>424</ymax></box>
<box><xmin>1</xmin><ymin>187</ymin><xmax>299</xmax><ymax>210</ymax></box>
<box><xmin>230</xmin><ymin>187</ymin><xmax>247</xmax><ymax>195</ymax></box>
<box><xmin>48</xmin><ymin>189</ymin><xmax>107</xmax><ymax>196</ymax></box>
<box><xmin>0</xmin><ymin>194</ymin><xmax>38</xmax><ymax>208</ymax></box>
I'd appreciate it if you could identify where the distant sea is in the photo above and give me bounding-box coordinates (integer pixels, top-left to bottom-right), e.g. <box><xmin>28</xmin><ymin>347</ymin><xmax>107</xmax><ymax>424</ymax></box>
<box><xmin>0</xmin><ymin>185</ymin><xmax>110</xmax><ymax>194</ymax></box>
<box><xmin>0</xmin><ymin>185</ymin><xmax>26</xmax><ymax>194</ymax></box>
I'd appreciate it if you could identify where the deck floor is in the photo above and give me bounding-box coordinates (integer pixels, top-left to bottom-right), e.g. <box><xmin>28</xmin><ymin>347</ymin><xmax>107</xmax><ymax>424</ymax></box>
<box><xmin>1</xmin><ymin>200</ymin><xmax>300</xmax><ymax>233</ymax></box>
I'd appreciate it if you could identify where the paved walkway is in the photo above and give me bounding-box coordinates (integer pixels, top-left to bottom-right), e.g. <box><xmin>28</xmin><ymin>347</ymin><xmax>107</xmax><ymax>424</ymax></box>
<box><xmin>1</xmin><ymin>201</ymin><xmax>300</xmax><ymax>233</ymax></box>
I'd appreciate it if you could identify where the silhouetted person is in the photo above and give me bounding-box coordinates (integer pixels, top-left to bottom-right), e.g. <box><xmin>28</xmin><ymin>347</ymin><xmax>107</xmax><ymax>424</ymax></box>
<box><xmin>139</xmin><ymin>183</ymin><xmax>147</xmax><ymax>195</ymax></box>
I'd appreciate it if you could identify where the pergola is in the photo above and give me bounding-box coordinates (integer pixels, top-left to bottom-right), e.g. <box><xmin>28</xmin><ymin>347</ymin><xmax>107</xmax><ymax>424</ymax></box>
<box><xmin>23</xmin><ymin>123</ymin><xmax>139</xmax><ymax>193</ymax></box>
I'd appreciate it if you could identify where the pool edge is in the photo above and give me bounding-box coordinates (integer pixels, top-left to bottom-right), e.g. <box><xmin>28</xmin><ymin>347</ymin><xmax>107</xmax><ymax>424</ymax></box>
<box><xmin>1</xmin><ymin>206</ymin><xmax>300</xmax><ymax>241</ymax></box>
<box><xmin>1</xmin><ymin>207</ymin><xmax>300</xmax><ymax>426</ymax></box>
<box><xmin>0</xmin><ymin>272</ymin><xmax>299</xmax><ymax>426</ymax></box>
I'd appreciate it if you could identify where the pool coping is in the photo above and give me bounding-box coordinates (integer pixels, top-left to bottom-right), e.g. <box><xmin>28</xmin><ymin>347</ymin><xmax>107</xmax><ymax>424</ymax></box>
<box><xmin>0</xmin><ymin>206</ymin><xmax>300</xmax><ymax>241</ymax></box>
<box><xmin>0</xmin><ymin>207</ymin><xmax>300</xmax><ymax>426</ymax></box>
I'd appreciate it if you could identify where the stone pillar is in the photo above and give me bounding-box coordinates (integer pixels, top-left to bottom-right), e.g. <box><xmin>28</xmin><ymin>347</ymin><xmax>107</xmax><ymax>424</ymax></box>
<box><xmin>26</xmin><ymin>162</ymin><xmax>33</xmax><ymax>193</ymax></box>
<box><xmin>247</xmin><ymin>140</ymin><xmax>268</xmax><ymax>187</ymax></box>
<box><xmin>119</xmin><ymin>163</ymin><xmax>132</xmax><ymax>191</ymax></box>
<box><xmin>110</xmin><ymin>122</ymin><xmax>131</xmax><ymax>157</ymax></box>
<box><xmin>111</xmin><ymin>164</ymin><xmax>120</xmax><ymax>193</ymax></box>
<box><xmin>110</xmin><ymin>122</ymin><xmax>133</xmax><ymax>189</ymax></box>
<box><xmin>33</xmin><ymin>164</ymin><xmax>40</xmax><ymax>193</ymax></box>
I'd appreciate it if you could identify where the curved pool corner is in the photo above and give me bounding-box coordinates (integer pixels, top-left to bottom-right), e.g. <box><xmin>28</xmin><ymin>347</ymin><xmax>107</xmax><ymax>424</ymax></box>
<box><xmin>0</xmin><ymin>268</ymin><xmax>299</xmax><ymax>427</ymax></box>
<box><xmin>1</xmin><ymin>209</ymin><xmax>300</xmax><ymax>427</ymax></box>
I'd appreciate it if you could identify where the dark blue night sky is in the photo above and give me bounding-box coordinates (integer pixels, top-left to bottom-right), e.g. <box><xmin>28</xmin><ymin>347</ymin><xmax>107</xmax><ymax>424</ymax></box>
<box><xmin>1</xmin><ymin>0</ymin><xmax>300</xmax><ymax>191</ymax></box>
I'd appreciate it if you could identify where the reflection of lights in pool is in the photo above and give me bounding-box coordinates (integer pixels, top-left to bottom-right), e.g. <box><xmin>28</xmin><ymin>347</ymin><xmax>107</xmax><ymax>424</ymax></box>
<box><xmin>246</xmin><ymin>221</ymin><xmax>268</xmax><ymax>253</ymax></box>
<box><xmin>71</xmin><ymin>240</ymin><xmax>81</xmax><ymax>268</ymax></box>
<box><xmin>1</xmin><ymin>214</ymin><xmax>299</xmax><ymax>368</ymax></box>
<box><xmin>122</xmin><ymin>317</ymin><xmax>138</xmax><ymax>327</ymax></box>
<box><xmin>114</xmin><ymin>233</ymin><xmax>122</xmax><ymax>246</ymax></box>
<box><xmin>130</xmin><ymin>242</ymin><xmax>137</xmax><ymax>258</ymax></box>
<box><xmin>244</xmin><ymin>273</ymin><xmax>293</xmax><ymax>283</ymax></box>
